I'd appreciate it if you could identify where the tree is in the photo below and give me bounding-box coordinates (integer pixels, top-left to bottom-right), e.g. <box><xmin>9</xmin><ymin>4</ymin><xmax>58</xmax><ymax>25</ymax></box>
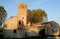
<box><xmin>27</xmin><ymin>9</ymin><xmax>47</xmax><ymax>23</ymax></box>
<box><xmin>27</xmin><ymin>9</ymin><xmax>33</xmax><ymax>24</ymax></box>
<box><xmin>0</xmin><ymin>6</ymin><xmax>7</xmax><ymax>26</ymax></box>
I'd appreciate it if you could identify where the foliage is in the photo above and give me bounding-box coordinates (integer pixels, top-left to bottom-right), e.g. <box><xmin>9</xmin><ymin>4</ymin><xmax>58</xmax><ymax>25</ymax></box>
<box><xmin>27</xmin><ymin>9</ymin><xmax>47</xmax><ymax>23</ymax></box>
<box><xmin>0</xmin><ymin>6</ymin><xmax>7</xmax><ymax>25</ymax></box>
<box><xmin>0</xmin><ymin>6</ymin><xmax>6</xmax><ymax>17</ymax></box>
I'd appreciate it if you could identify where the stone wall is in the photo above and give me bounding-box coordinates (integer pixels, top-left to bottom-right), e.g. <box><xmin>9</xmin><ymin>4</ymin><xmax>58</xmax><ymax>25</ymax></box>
<box><xmin>4</xmin><ymin>29</ymin><xmax>25</xmax><ymax>38</ymax></box>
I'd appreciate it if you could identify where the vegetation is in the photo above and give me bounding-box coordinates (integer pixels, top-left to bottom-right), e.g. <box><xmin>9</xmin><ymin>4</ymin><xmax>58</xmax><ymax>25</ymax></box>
<box><xmin>0</xmin><ymin>6</ymin><xmax>7</xmax><ymax>39</ymax></box>
<box><xmin>27</xmin><ymin>9</ymin><xmax>47</xmax><ymax>23</ymax></box>
<box><xmin>0</xmin><ymin>6</ymin><xmax>7</xmax><ymax>26</ymax></box>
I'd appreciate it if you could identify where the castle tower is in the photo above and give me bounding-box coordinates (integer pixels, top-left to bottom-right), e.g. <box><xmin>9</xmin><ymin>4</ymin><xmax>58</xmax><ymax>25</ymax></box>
<box><xmin>17</xmin><ymin>3</ymin><xmax>27</xmax><ymax>26</ymax></box>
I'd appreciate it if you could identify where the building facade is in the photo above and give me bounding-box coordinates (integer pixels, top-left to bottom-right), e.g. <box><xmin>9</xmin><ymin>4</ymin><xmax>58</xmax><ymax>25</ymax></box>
<box><xmin>3</xmin><ymin>3</ymin><xmax>59</xmax><ymax>39</ymax></box>
<box><xmin>3</xmin><ymin>3</ymin><xmax>28</xmax><ymax>38</ymax></box>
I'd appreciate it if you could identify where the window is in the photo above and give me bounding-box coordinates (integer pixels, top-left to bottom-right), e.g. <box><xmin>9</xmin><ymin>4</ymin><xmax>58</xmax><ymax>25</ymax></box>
<box><xmin>21</xmin><ymin>5</ymin><xmax>24</xmax><ymax>9</ymax></box>
<box><xmin>18</xmin><ymin>21</ymin><xmax>21</xmax><ymax>25</ymax></box>
<box><xmin>22</xmin><ymin>17</ymin><xmax>24</xmax><ymax>19</ymax></box>
<box><xmin>13</xmin><ymin>29</ymin><xmax>16</xmax><ymax>33</ymax></box>
<box><xmin>51</xmin><ymin>23</ymin><xmax>53</xmax><ymax>27</ymax></box>
<box><xmin>18</xmin><ymin>21</ymin><xmax>22</xmax><ymax>30</ymax></box>
<box><xmin>22</xmin><ymin>6</ymin><xmax>24</xmax><ymax>9</ymax></box>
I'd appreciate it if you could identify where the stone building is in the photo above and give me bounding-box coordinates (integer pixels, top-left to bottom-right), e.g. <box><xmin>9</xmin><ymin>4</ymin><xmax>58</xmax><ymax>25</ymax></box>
<box><xmin>4</xmin><ymin>3</ymin><xmax>27</xmax><ymax>30</ymax></box>
<box><xmin>3</xmin><ymin>3</ymin><xmax>40</xmax><ymax>38</ymax></box>
<box><xmin>41</xmin><ymin>21</ymin><xmax>59</xmax><ymax>39</ymax></box>
<box><xmin>3</xmin><ymin>3</ymin><xmax>28</xmax><ymax>38</ymax></box>
<box><xmin>3</xmin><ymin>3</ymin><xmax>59</xmax><ymax>39</ymax></box>
<box><xmin>43</xmin><ymin>21</ymin><xmax>59</xmax><ymax>36</ymax></box>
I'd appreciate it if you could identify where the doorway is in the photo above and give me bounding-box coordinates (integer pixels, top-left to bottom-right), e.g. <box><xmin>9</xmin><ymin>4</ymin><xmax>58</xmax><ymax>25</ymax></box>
<box><xmin>39</xmin><ymin>29</ymin><xmax>46</xmax><ymax>36</ymax></box>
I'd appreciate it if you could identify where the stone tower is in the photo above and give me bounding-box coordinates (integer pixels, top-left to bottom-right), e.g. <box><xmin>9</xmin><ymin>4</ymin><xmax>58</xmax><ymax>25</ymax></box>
<box><xmin>17</xmin><ymin>3</ymin><xmax>27</xmax><ymax>26</ymax></box>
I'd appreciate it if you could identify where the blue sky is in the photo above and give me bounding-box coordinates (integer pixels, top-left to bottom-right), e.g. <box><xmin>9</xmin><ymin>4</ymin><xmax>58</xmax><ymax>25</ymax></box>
<box><xmin>0</xmin><ymin>0</ymin><xmax>60</xmax><ymax>25</ymax></box>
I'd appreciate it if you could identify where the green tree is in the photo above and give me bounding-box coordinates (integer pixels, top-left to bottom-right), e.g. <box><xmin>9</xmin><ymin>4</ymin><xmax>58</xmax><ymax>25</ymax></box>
<box><xmin>0</xmin><ymin>6</ymin><xmax>7</xmax><ymax>26</ymax></box>
<box><xmin>27</xmin><ymin>9</ymin><xmax>33</xmax><ymax>24</ymax></box>
<box><xmin>27</xmin><ymin>9</ymin><xmax>47</xmax><ymax>23</ymax></box>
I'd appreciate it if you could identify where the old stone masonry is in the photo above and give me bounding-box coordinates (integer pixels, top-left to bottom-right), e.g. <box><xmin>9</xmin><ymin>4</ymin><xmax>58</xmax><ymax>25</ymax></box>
<box><xmin>2</xmin><ymin>3</ymin><xmax>59</xmax><ymax>39</ymax></box>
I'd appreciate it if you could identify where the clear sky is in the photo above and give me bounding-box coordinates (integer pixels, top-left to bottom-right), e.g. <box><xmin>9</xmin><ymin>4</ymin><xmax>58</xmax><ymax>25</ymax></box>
<box><xmin>0</xmin><ymin>0</ymin><xmax>60</xmax><ymax>25</ymax></box>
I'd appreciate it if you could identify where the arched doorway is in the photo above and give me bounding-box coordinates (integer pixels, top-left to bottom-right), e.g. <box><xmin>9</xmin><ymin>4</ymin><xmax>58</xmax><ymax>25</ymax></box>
<box><xmin>39</xmin><ymin>29</ymin><xmax>46</xmax><ymax>36</ymax></box>
<box><xmin>17</xmin><ymin>21</ymin><xmax>22</xmax><ymax>30</ymax></box>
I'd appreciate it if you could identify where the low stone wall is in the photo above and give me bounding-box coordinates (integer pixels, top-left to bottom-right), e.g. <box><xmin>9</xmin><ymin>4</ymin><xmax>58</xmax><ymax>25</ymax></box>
<box><xmin>3</xmin><ymin>30</ymin><xmax>25</xmax><ymax>38</ymax></box>
<box><xmin>26</xmin><ymin>31</ymin><xmax>39</xmax><ymax>37</ymax></box>
<box><xmin>3</xmin><ymin>30</ymin><xmax>39</xmax><ymax>38</ymax></box>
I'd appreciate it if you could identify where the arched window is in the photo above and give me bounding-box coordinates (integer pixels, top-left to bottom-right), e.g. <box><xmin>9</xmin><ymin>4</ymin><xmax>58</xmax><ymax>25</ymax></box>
<box><xmin>18</xmin><ymin>21</ymin><xmax>21</xmax><ymax>25</ymax></box>
<box><xmin>18</xmin><ymin>21</ymin><xmax>22</xmax><ymax>30</ymax></box>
